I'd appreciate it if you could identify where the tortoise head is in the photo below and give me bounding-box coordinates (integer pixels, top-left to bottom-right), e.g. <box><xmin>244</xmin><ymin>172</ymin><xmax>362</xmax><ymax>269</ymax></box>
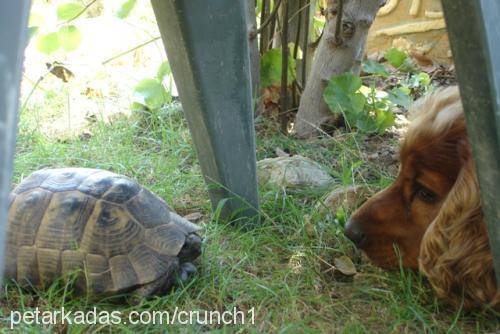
<box><xmin>178</xmin><ymin>233</ymin><xmax>202</xmax><ymax>262</ymax></box>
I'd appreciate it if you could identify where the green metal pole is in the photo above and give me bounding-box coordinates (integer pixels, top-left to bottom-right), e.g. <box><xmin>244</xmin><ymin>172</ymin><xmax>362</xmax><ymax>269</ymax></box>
<box><xmin>150</xmin><ymin>0</ymin><xmax>260</xmax><ymax>222</ymax></box>
<box><xmin>441</xmin><ymin>0</ymin><xmax>500</xmax><ymax>285</ymax></box>
<box><xmin>0</xmin><ymin>0</ymin><xmax>31</xmax><ymax>278</ymax></box>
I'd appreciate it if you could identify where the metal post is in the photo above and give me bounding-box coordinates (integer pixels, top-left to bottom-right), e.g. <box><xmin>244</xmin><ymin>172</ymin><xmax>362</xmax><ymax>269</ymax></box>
<box><xmin>150</xmin><ymin>0</ymin><xmax>260</xmax><ymax>222</ymax></box>
<box><xmin>441</xmin><ymin>0</ymin><xmax>500</xmax><ymax>285</ymax></box>
<box><xmin>0</xmin><ymin>1</ymin><xmax>31</xmax><ymax>278</ymax></box>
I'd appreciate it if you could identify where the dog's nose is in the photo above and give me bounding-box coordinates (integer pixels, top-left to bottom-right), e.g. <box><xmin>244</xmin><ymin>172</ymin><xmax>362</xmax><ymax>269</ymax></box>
<box><xmin>344</xmin><ymin>219</ymin><xmax>366</xmax><ymax>247</ymax></box>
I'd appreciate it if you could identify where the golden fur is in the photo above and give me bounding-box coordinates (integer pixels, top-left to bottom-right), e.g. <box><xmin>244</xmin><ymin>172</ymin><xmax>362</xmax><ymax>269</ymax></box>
<box><xmin>345</xmin><ymin>86</ymin><xmax>499</xmax><ymax>309</ymax></box>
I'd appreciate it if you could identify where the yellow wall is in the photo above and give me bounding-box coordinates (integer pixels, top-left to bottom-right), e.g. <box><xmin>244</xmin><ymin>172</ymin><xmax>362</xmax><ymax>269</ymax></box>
<box><xmin>367</xmin><ymin>0</ymin><xmax>451</xmax><ymax>63</ymax></box>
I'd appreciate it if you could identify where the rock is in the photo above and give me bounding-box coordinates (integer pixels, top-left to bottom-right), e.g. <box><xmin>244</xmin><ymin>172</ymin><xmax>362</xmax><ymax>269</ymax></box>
<box><xmin>274</xmin><ymin>147</ymin><xmax>291</xmax><ymax>157</ymax></box>
<box><xmin>257</xmin><ymin>155</ymin><xmax>334</xmax><ymax>190</ymax></box>
<box><xmin>333</xmin><ymin>256</ymin><xmax>357</xmax><ymax>276</ymax></box>
<box><xmin>319</xmin><ymin>185</ymin><xmax>370</xmax><ymax>212</ymax></box>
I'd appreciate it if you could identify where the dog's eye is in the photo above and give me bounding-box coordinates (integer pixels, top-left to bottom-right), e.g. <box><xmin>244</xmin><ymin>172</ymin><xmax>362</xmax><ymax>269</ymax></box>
<box><xmin>417</xmin><ymin>187</ymin><xmax>437</xmax><ymax>203</ymax></box>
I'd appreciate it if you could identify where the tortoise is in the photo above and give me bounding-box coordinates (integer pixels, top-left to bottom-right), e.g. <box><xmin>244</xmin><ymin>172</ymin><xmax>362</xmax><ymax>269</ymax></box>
<box><xmin>5</xmin><ymin>168</ymin><xmax>202</xmax><ymax>300</ymax></box>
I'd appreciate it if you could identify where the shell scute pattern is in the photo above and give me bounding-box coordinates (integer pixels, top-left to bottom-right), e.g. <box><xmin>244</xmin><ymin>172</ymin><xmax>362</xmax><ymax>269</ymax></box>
<box><xmin>61</xmin><ymin>250</ymin><xmax>85</xmax><ymax>274</ymax></box>
<box><xmin>39</xmin><ymin>168</ymin><xmax>98</xmax><ymax>193</ymax></box>
<box><xmin>78</xmin><ymin>201</ymin><xmax>145</xmax><ymax>258</ymax></box>
<box><xmin>127</xmin><ymin>188</ymin><xmax>173</xmax><ymax>228</ymax></box>
<box><xmin>8</xmin><ymin>189</ymin><xmax>52</xmax><ymax>247</ymax></box>
<box><xmin>12</xmin><ymin>169</ymin><xmax>53</xmax><ymax>194</ymax></box>
<box><xmin>78</xmin><ymin>171</ymin><xmax>141</xmax><ymax>204</ymax></box>
<box><xmin>35</xmin><ymin>191</ymin><xmax>96</xmax><ymax>250</ymax></box>
<box><xmin>128</xmin><ymin>244</ymin><xmax>176</xmax><ymax>284</ymax></box>
<box><xmin>109</xmin><ymin>255</ymin><xmax>140</xmax><ymax>291</ymax></box>
<box><xmin>6</xmin><ymin>168</ymin><xmax>202</xmax><ymax>296</ymax></box>
<box><xmin>77</xmin><ymin>171</ymin><xmax>117</xmax><ymax>198</ymax></box>
<box><xmin>102</xmin><ymin>177</ymin><xmax>141</xmax><ymax>203</ymax></box>
<box><xmin>145</xmin><ymin>224</ymin><xmax>187</xmax><ymax>256</ymax></box>
<box><xmin>37</xmin><ymin>248</ymin><xmax>61</xmax><ymax>287</ymax></box>
<box><xmin>16</xmin><ymin>246</ymin><xmax>39</xmax><ymax>286</ymax></box>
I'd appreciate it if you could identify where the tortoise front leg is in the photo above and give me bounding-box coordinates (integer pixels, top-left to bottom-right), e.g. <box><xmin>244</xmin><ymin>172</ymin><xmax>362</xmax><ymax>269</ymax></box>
<box><xmin>129</xmin><ymin>259</ymin><xmax>180</xmax><ymax>304</ymax></box>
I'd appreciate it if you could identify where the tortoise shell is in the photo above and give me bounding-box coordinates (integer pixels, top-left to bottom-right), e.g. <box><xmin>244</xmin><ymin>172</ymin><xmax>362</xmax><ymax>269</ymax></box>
<box><xmin>5</xmin><ymin>168</ymin><xmax>202</xmax><ymax>297</ymax></box>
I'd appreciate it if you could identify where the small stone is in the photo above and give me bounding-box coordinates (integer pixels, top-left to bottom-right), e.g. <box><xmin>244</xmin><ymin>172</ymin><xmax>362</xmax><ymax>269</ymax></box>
<box><xmin>274</xmin><ymin>147</ymin><xmax>291</xmax><ymax>157</ymax></box>
<box><xmin>333</xmin><ymin>256</ymin><xmax>357</xmax><ymax>276</ymax></box>
<box><xmin>319</xmin><ymin>185</ymin><xmax>370</xmax><ymax>212</ymax></box>
<box><xmin>257</xmin><ymin>155</ymin><xmax>334</xmax><ymax>190</ymax></box>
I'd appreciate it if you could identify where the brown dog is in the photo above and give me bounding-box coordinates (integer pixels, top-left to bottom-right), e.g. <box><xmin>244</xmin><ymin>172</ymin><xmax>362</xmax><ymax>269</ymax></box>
<box><xmin>345</xmin><ymin>86</ymin><xmax>499</xmax><ymax>309</ymax></box>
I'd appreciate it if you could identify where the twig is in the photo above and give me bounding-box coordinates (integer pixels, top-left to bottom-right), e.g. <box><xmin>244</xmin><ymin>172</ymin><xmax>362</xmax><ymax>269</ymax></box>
<box><xmin>287</xmin><ymin>0</ymin><xmax>314</xmax><ymax>23</ymax></box>
<box><xmin>20</xmin><ymin>65</ymin><xmax>55</xmax><ymax>113</ymax></box>
<box><xmin>102</xmin><ymin>36</ymin><xmax>161</xmax><ymax>65</ymax></box>
<box><xmin>293</xmin><ymin>0</ymin><xmax>303</xmax><ymax>60</ymax></box>
<box><xmin>292</xmin><ymin>0</ymin><xmax>304</xmax><ymax>109</ymax></box>
<box><xmin>251</xmin><ymin>0</ymin><xmax>282</xmax><ymax>39</ymax></box>
<box><xmin>58</xmin><ymin>0</ymin><xmax>99</xmax><ymax>26</ymax></box>
<box><xmin>273</xmin><ymin>0</ymin><xmax>314</xmax><ymax>46</ymax></box>
<box><xmin>260</xmin><ymin>0</ymin><xmax>269</xmax><ymax>53</ymax></box>
<box><xmin>301</xmin><ymin>0</ymin><xmax>311</xmax><ymax>87</ymax></box>
<box><xmin>310</xmin><ymin>26</ymin><xmax>324</xmax><ymax>49</ymax></box>
<box><xmin>269</xmin><ymin>1</ymin><xmax>279</xmax><ymax>49</ymax></box>
<box><xmin>280</xmin><ymin>0</ymin><xmax>289</xmax><ymax>134</ymax></box>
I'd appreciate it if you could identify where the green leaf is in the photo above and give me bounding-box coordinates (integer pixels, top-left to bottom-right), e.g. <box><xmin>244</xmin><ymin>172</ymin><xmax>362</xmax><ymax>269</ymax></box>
<box><xmin>57</xmin><ymin>2</ymin><xmax>85</xmax><ymax>21</ymax></box>
<box><xmin>324</xmin><ymin>72</ymin><xmax>395</xmax><ymax>134</ymax></box>
<box><xmin>417</xmin><ymin>72</ymin><xmax>431</xmax><ymax>86</ymax></box>
<box><xmin>36</xmin><ymin>32</ymin><xmax>60</xmax><ymax>55</ymax></box>
<box><xmin>116</xmin><ymin>0</ymin><xmax>137</xmax><ymax>19</ymax></box>
<box><xmin>388</xmin><ymin>87</ymin><xmax>412</xmax><ymax>109</ymax></box>
<box><xmin>332</xmin><ymin>73</ymin><xmax>362</xmax><ymax>94</ymax></box>
<box><xmin>351</xmin><ymin>93</ymin><xmax>366</xmax><ymax>113</ymax></box>
<box><xmin>408</xmin><ymin>72</ymin><xmax>431</xmax><ymax>88</ymax></box>
<box><xmin>313</xmin><ymin>16</ymin><xmax>326</xmax><ymax>31</ymax></box>
<box><xmin>354</xmin><ymin>113</ymin><xmax>377</xmax><ymax>133</ymax></box>
<box><xmin>133</xmin><ymin>79</ymin><xmax>170</xmax><ymax>110</ymax></box>
<box><xmin>362</xmin><ymin>60</ymin><xmax>389</xmax><ymax>77</ymax></box>
<box><xmin>335</xmin><ymin>207</ymin><xmax>346</xmax><ymax>227</ymax></box>
<box><xmin>131</xmin><ymin>102</ymin><xmax>146</xmax><ymax>112</ymax></box>
<box><xmin>384</xmin><ymin>48</ymin><xmax>408</xmax><ymax>68</ymax></box>
<box><xmin>260</xmin><ymin>48</ymin><xmax>296</xmax><ymax>88</ymax></box>
<box><xmin>157</xmin><ymin>61</ymin><xmax>171</xmax><ymax>83</ymax></box>
<box><xmin>58</xmin><ymin>25</ymin><xmax>82</xmax><ymax>52</ymax></box>
<box><xmin>375</xmin><ymin>109</ymin><xmax>396</xmax><ymax>133</ymax></box>
<box><xmin>324</xmin><ymin>73</ymin><xmax>365</xmax><ymax>116</ymax></box>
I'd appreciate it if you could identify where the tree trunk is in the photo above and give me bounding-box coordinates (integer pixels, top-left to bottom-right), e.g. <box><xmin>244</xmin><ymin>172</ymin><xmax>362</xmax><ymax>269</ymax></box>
<box><xmin>294</xmin><ymin>0</ymin><xmax>385</xmax><ymax>138</ymax></box>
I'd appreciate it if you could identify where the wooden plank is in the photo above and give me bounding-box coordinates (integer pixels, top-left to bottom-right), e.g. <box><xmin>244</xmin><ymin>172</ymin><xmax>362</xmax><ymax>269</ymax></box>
<box><xmin>150</xmin><ymin>0</ymin><xmax>260</xmax><ymax>222</ymax></box>
<box><xmin>441</xmin><ymin>0</ymin><xmax>500</xmax><ymax>285</ymax></box>
<box><xmin>0</xmin><ymin>0</ymin><xmax>31</xmax><ymax>278</ymax></box>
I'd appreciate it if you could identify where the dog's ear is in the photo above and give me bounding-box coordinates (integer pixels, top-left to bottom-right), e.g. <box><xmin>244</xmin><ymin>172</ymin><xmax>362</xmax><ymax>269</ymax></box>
<box><xmin>419</xmin><ymin>140</ymin><xmax>496</xmax><ymax>309</ymax></box>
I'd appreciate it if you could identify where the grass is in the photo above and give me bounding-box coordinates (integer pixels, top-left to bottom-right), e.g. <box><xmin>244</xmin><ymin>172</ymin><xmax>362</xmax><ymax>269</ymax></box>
<box><xmin>1</xmin><ymin>84</ymin><xmax>498</xmax><ymax>333</ymax></box>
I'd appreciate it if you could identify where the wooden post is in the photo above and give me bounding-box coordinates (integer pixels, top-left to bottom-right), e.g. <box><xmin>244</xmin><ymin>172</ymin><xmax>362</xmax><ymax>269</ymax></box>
<box><xmin>150</xmin><ymin>0</ymin><xmax>260</xmax><ymax>222</ymax></box>
<box><xmin>441</xmin><ymin>0</ymin><xmax>500</xmax><ymax>286</ymax></box>
<box><xmin>0</xmin><ymin>0</ymin><xmax>31</xmax><ymax>278</ymax></box>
